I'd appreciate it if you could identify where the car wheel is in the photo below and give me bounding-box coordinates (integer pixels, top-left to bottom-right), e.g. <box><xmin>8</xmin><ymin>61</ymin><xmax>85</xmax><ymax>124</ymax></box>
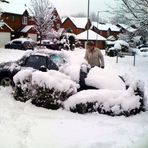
<box><xmin>0</xmin><ymin>77</ymin><xmax>14</xmax><ymax>87</ymax></box>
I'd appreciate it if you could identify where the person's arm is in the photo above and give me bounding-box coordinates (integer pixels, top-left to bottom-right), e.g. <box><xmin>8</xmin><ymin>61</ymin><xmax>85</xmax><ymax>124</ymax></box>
<box><xmin>98</xmin><ymin>50</ymin><xmax>105</xmax><ymax>68</ymax></box>
<box><xmin>84</xmin><ymin>49</ymin><xmax>88</xmax><ymax>61</ymax></box>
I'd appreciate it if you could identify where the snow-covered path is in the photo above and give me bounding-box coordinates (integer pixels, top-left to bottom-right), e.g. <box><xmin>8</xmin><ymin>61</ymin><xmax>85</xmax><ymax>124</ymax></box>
<box><xmin>0</xmin><ymin>48</ymin><xmax>148</xmax><ymax>148</ymax></box>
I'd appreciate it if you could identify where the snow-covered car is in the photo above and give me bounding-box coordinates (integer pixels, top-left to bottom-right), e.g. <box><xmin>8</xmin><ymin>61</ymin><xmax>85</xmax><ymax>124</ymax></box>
<box><xmin>37</xmin><ymin>40</ymin><xmax>57</xmax><ymax>49</ymax></box>
<box><xmin>106</xmin><ymin>47</ymin><xmax>118</xmax><ymax>57</ymax></box>
<box><xmin>106</xmin><ymin>40</ymin><xmax>129</xmax><ymax>57</ymax></box>
<box><xmin>0</xmin><ymin>49</ymin><xmax>65</xmax><ymax>86</ymax></box>
<box><xmin>138</xmin><ymin>44</ymin><xmax>148</xmax><ymax>52</ymax></box>
<box><xmin>5</xmin><ymin>38</ymin><xmax>36</xmax><ymax>50</ymax></box>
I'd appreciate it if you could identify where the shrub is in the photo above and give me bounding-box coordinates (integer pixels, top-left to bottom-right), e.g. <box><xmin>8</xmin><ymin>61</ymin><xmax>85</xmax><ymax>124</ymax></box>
<box><xmin>64</xmin><ymin>80</ymin><xmax>146</xmax><ymax>116</ymax></box>
<box><xmin>13</xmin><ymin>69</ymin><xmax>79</xmax><ymax>109</ymax></box>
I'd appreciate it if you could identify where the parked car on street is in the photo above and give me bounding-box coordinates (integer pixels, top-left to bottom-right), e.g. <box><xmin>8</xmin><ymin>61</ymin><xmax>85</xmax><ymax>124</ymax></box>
<box><xmin>37</xmin><ymin>39</ymin><xmax>61</xmax><ymax>50</ymax></box>
<box><xmin>5</xmin><ymin>38</ymin><xmax>36</xmax><ymax>50</ymax></box>
<box><xmin>138</xmin><ymin>44</ymin><xmax>148</xmax><ymax>52</ymax></box>
<box><xmin>106</xmin><ymin>40</ymin><xmax>129</xmax><ymax>57</ymax></box>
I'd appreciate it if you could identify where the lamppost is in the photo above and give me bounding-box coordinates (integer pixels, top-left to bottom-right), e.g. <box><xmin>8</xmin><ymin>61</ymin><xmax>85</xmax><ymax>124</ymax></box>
<box><xmin>96</xmin><ymin>10</ymin><xmax>109</xmax><ymax>47</ymax></box>
<box><xmin>87</xmin><ymin>0</ymin><xmax>90</xmax><ymax>43</ymax></box>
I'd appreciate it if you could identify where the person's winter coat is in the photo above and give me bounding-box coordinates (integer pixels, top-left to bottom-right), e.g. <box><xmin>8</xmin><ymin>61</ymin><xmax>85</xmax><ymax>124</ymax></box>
<box><xmin>84</xmin><ymin>48</ymin><xmax>105</xmax><ymax>68</ymax></box>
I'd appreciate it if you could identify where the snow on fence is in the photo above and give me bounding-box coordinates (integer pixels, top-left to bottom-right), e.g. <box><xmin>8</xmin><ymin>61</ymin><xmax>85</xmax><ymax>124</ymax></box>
<box><xmin>116</xmin><ymin>51</ymin><xmax>136</xmax><ymax>66</ymax></box>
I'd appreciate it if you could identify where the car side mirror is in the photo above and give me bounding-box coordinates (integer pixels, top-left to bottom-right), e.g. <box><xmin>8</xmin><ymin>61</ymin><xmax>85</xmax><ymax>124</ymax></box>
<box><xmin>39</xmin><ymin>66</ymin><xmax>47</xmax><ymax>72</ymax></box>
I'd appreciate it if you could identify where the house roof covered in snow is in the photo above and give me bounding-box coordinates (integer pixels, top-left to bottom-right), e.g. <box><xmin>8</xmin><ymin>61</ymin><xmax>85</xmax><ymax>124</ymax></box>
<box><xmin>0</xmin><ymin>3</ymin><xmax>27</xmax><ymax>15</ymax></box>
<box><xmin>117</xmin><ymin>24</ymin><xmax>137</xmax><ymax>32</ymax></box>
<box><xmin>107</xmin><ymin>35</ymin><xmax>116</xmax><ymax>41</ymax></box>
<box><xmin>106</xmin><ymin>23</ymin><xmax>121</xmax><ymax>32</ymax></box>
<box><xmin>77</xmin><ymin>30</ymin><xmax>106</xmax><ymax>41</ymax></box>
<box><xmin>92</xmin><ymin>22</ymin><xmax>120</xmax><ymax>32</ymax></box>
<box><xmin>63</xmin><ymin>17</ymin><xmax>88</xmax><ymax>29</ymax></box>
<box><xmin>0</xmin><ymin>21</ymin><xmax>13</xmax><ymax>31</ymax></box>
<box><xmin>92</xmin><ymin>22</ymin><xmax>108</xmax><ymax>31</ymax></box>
<box><xmin>21</xmin><ymin>25</ymin><xmax>35</xmax><ymax>33</ymax></box>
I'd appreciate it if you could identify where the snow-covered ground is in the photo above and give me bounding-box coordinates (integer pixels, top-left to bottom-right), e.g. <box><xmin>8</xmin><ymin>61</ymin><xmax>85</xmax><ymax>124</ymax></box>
<box><xmin>0</xmin><ymin>48</ymin><xmax>148</xmax><ymax>148</ymax></box>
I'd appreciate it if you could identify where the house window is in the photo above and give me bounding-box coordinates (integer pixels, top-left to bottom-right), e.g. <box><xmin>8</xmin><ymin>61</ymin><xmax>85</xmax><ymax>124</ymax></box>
<box><xmin>107</xmin><ymin>30</ymin><xmax>110</xmax><ymax>37</ymax></box>
<box><xmin>56</xmin><ymin>23</ymin><xmax>60</xmax><ymax>29</ymax></box>
<box><xmin>22</xmin><ymin>16</ymin><xmax>28</xmax><ymax>25</ymax></box>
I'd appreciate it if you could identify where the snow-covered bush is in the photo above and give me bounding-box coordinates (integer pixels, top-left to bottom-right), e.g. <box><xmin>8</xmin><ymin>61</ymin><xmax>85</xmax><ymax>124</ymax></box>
<box><xmin>13</xmin><ymin>69</ymin><xmax>79</xmax><ymax>109</ymax></box>
<box><xmin>64</xmin><ymin>80</ymin><xmax>146</xmax><ymax>116</ymax></box>
<box><xmin>13</xmin><ymin>69</ymin><xmax>34</xmax><ymax>102</ymax></box>
<box><xmin>85</xmin><ymin>67</ymin><xmax>126</xmax><ymax>90</ymax></box>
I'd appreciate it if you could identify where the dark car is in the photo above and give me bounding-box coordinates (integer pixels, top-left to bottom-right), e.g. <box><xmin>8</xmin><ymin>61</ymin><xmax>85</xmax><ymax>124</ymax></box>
<box><xmin>5</xmin><ymin>38</ymin><xmax>36</xmax><ymax>50</ymax></box>
<box><xmin>37</xmin><ymin>40</ymin><xmax>59</xmax><ymax>50</ymax></box>
<box><xmin>138</xmin><ymin>44</ymin><xmax>148</xmax><ymax>52</ymax></box>
<box><xmin>0</xmin><ymin>50</ymin><xmax>65</xmax><ymax>86</ymax></box>
<box><xmin>106</xmin><ymin>47</ymin><xmax>118</xmax><ymax>57</ymax></box>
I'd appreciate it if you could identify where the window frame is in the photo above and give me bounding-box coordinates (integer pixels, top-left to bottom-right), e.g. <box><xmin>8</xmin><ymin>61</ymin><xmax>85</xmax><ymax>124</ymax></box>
<box><xmin>22</xmin><ymin>16</ymin><xmax>28</xmax><ymax>25</ymax></box>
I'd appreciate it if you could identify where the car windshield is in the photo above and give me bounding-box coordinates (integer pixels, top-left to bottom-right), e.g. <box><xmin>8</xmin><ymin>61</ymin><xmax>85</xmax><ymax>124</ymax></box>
<box><xmin>50</xmin><ymin>54</ymin><xmax>65</xmax><ymax>66</ymax></box>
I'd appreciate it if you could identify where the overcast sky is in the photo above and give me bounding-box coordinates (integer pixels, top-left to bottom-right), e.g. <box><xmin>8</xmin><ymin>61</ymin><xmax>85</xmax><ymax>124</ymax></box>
<box><xmin>9</xmin><ymin>0</ymin><xmax>117</xmax><ymax>18</ymax></box>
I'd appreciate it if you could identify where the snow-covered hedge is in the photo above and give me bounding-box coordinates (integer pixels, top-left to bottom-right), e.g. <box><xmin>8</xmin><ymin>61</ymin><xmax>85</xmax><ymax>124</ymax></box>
<box><xmin>13</xmin><ymin>67</ymin><xmax>146</xmax><ymax>116</ymax></box>
<box><xmin>13</xmin><ymin>69</ymin><xmax>79</xmax><ymax>109</ymax></box>
<box><xmin>85</xmin><ymin>67</ymin><xmax>126</xmax><ymax>90</ymax></box>
<box><xmin>64</xmin><ymin>80</ymin><xmax>146</xmax><ymax>116</ymax></box>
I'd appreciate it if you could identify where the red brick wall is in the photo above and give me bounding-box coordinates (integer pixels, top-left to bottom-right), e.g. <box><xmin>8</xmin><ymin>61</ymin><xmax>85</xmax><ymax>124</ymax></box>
<box><xmin>1</xmin><ymin>11</ymin><xmax>35</xmax><ymax>32</ymax></box>
<box><xmin>80</xmin><ymin>40</ymin><xmax>106</xmax><ymax>49</ymax></box>
<box><xmin>61</xmin><ymin>18</ymin><xmax>85</xmax><ymax>35</ymax></box>
<box><xmin>100</xmin><ymin>30</ymin><xmax>107</xmax><ymax>38</ymax></box>
<box><xmin>1</xmin><ymin>13</ymin><xmax>22</xmax><ymax>31</ymax></box>
<box><xmin>110</xmin><ymin>31</ymin><xmax>119</xmax><ymax>38</ymax></box>
<box><xmin>0</xmin><ymin>25</ymin><xmax>11</xmax><ymax>32</ymax></box>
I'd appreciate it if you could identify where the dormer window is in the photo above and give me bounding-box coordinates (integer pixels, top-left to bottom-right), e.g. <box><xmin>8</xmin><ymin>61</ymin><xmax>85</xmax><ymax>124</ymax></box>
<box><xmin>22</xmin><ymin>16</ymin><xmax>28</xmax><ymax>25</ymax></box>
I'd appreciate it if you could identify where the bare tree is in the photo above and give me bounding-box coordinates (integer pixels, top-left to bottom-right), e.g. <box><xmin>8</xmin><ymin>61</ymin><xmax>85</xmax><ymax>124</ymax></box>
<box><xmin>30</xmin><ymin>0</ymin><xmax>56</xmax><ymax>44</ymax></box>
<box><xmin>0</xmin><ymin>0</ymin><xmax>9</xmax><ymax>3</ymax></box>
<box><xmin>111</xmin><ymin>0</ymin><xmax>148</xmax><ymax>24</ymax></box>
<box><xmin>112</xmin><ymin>0</ymin><xmax>148</xmax><ymax>40</ymax></box>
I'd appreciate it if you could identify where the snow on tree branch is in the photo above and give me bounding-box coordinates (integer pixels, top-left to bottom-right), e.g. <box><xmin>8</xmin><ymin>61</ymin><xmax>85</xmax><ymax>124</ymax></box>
<box><xmin>117</xmin><ymin>0</ymin><xmax>148</xmax><ymax>25</ymax></box>
<box><xmin>30</xmin><ymin>0</ymin><xmax>57</xmax><ymax>42</ymax></box>
<box><xmin>0</xmin><ymin>0</ymin><xmax>9</xmax><ymax>3</ymax></box>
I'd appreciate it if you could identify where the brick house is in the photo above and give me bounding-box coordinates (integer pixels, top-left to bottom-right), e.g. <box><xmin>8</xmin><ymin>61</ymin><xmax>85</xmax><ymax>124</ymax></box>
<box><xmin>51</xmin><ymin>8</ymin><xmax>62</xmax><ymax>31</ymax></box>
<box><xmin>91</xmin><ymin>22</ymin><xmax>121</xmax><ymax>38</ymax></box>
<box><xmin>77</xmin><ymin>29</ymin><xmax>106</xmax><ymax>49</ymax></box>
<box><xmin>0</xmin><ymin>3</ymin><xmax>62</xmax><ymax>46</ymax></box>
<box><xmin>116</xmin><ymin>24</ymin><xmax>137</xmax><ymax>34</ymax></box>
<box><xmin>61</xmin><ymin>17</ymin><xmax>91</xmax><ymax>35</ymax></box>
<box><xmin>0</xmin><ymin>3</ymin><xmax>37</xmax><ymax>42</ymax></box>
<box><xmin>91</xmin><ymin>22</ymin><xmax>108</xmax><ymax>38</ymax></box>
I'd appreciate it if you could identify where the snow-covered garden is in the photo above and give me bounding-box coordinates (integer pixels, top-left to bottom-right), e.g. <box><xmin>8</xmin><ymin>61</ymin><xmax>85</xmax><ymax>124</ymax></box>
<box><xmin>0</xmin><ymin>48</ymin><xmax>148</xmax><ymax>148</ymax></box>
